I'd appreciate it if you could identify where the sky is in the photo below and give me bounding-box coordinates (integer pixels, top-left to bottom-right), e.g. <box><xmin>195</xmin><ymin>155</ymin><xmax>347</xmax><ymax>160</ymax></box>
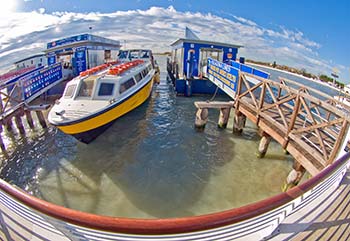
<box><xmin>0</xmin><ymin>0</ymin><xmax>349</xmax><ymax>83</ymax></box>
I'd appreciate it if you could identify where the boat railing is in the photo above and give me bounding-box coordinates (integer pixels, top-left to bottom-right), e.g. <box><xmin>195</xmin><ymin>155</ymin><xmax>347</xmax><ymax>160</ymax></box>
<box><xmin>0</xmin><ymin>148</ymin><xmax>349</xmax><ymax>240</ymax></box>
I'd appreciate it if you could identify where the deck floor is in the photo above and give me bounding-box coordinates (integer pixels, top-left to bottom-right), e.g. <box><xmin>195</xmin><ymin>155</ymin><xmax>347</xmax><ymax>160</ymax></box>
<box><xmin>268</xmin><ymin>170</ymin><xmax>350</xmax><ymax>241</ymax></box>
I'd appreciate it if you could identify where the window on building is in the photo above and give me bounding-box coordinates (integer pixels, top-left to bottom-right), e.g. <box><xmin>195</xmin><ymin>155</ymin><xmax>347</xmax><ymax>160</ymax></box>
<box><xmin>141</xmin><ymin>50</ymin><xmax>150</xmax><ymax>59</ymax></box>
<box><xmin>98</xmin><ymin>83</ymin><xmax>114</xmax><ymax>96</ymax></box>
<box><xmin>64</xmin><ymin>85</ymin><xmax>77</xmax><ymax>98</ymax></box>
<box><xmin>129</xmin><ymin>50</ymin><xmax>140</xmax><ymax>59</ymax></box>
<box><xmin>119</xmin><ymin>78</ymin><xmax>135</xmax><ymax>94</ymax></box>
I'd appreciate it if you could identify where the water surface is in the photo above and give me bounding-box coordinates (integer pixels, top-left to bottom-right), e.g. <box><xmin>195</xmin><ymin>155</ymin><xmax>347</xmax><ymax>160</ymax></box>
<box><xmin>0</xmin><ymin>56</ymin><xmax>294</xmax><ymax>218</ymax></box>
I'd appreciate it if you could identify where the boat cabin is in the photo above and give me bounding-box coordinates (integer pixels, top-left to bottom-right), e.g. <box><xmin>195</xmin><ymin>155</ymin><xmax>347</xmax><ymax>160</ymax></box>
<box><xmin>61</xmin><ymin>61</ymin><xmax>153</xmax><ymax>102</ymax></box>
<box><xmin>170</xmin><ymin>38</ymin><xmax>242</xmax><ymax>79</ymax></box>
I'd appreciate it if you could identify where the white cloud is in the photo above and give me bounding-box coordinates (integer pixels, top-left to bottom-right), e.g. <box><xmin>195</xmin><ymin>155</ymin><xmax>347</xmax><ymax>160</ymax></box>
<box><xmin>0</xmin><ymin>6</ymin><xmax>345</xmax><ymax>81</ymax></box>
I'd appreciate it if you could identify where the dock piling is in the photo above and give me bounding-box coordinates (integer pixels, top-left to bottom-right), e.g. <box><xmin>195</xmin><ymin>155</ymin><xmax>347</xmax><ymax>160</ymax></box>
<box><xmin>257</xmin><ymin>132</ymin><xmax>272</xmax><ymax>158</ymax></box>
<box><xmin>14</xmin><ymin>114</ymin><xmax>25</xmax><ymax>135</ymax></box>
<box><xmin>232</xmin><ymin>111</ymin><xmax>246</xmax><ymax>134</ymax></box>
<box><xmin>36</xmin><ymin>111</ymin><xmax>47</xmax><ymax>128</ymax></box>
<box><xmin>4</xmin><ymin>118</ymin><xmax>13</xmax><ymax>133</ymax></box>
<box><xmin>195</xmin><ymin>108</ymin><xmax>208</xmax><ymax>131</ymax></box>
<box><xmin>283</xmin><ymin>162</ymin><xmax>306</xmax><ymax>191</ymax></box>
<box><xmin>218</xmin><ymin>108</ymin><xmax>231</xmax><ymax>129</ymax></box>
<box><xmin>0</xmin><ymin>124</ymin><xmax>4</xmax><ymax>151</ymax></box>
<box><xmin>25</xmin><ymin>110</ymin><xmax>35</xmax><ymax>129</ymax></box>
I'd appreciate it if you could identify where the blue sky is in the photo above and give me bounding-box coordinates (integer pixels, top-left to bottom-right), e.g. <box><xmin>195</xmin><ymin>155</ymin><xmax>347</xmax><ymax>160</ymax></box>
<box><xmin>1</xmin><ymin>0</ymin><xmax>349</xmax><ymax>83</ymax></box>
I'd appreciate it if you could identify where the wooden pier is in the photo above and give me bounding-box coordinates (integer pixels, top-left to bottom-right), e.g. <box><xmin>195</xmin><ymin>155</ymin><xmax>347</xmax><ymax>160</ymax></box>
<box><xmin>195</xmin><ymin>72</ymin><xmax>350</xmax><ymax>181</ymax></box>
<box><xmin>0</xmin><ymin>75</ymin><xmax>54</xmax><ymax>152</ymax></box>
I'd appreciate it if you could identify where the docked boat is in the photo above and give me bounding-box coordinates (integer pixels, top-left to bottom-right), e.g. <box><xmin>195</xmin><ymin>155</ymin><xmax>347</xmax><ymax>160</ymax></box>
<box><xmin>48</xmin><ymin>49</ymin><xmax>159</xmax><ymax>143</ymax></box>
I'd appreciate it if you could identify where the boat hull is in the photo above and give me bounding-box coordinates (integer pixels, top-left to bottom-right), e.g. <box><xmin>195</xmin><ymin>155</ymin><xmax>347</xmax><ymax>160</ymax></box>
<box><xmin>54</xmin><ymin>76</ymin><xmax>154</xmax><ymax>143</ymax></box>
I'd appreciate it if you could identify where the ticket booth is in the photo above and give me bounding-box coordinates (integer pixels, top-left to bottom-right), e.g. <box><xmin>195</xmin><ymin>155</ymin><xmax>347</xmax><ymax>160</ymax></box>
<box><xmin>45</xmin><ymin>34</ymin><xmax>121</xmax><ymax>79</ymax></box>
<box><xmin>169</xmin><ymin>38</ymin><xmax>242</xmax><ymax>95</ymax></box>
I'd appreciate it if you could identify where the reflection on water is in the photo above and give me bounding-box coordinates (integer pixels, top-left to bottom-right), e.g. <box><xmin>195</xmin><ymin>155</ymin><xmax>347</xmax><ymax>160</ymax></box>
<box><xmin>0</xmin><ymin>56</ymin><xmax>293</xmax><ymax>218</ymax></box>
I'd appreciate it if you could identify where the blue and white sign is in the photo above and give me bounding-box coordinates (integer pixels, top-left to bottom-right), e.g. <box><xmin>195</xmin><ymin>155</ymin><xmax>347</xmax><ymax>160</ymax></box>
<box><xmin>47</xmin><ymin>55</ymin><xmax>56</xmax><ymax>65</ymax></box>
<box><xmin>22</xmin><ymin>63</ymin><xmax>62</xmax><ymax>100</ymax></box>
<box><xmin>74</xmin><ymin>47</ymin><xmax>87</xmax><ymax>75</ymax></box>
<box><xmin>207</xmin><ymin>57</ymin><xmax>239</xmax><ymax>97</ymax></box>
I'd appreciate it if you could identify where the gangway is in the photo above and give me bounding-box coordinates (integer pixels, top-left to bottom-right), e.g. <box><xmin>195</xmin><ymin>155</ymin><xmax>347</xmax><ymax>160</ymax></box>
<box><xmin>0</xmin><ymin>63</ymin><xmax>63</xmax><ymax>150</ymax></box>
<box><xmin>203</xmin><ymin>57</ymin><xmax>350</xmax><ymax>177</ymax></box>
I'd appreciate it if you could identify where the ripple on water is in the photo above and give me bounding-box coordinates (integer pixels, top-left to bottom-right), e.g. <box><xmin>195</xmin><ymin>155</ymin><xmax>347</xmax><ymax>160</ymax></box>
<box><xmin>0</xmin><ymin>56</ymin><xmax>294</xmax><ymax>218</ymax></box>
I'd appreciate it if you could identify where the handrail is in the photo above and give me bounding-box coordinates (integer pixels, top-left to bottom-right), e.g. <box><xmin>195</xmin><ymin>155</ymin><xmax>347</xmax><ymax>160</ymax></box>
<box><xmin>1</xmin><ymin>151</ymin><xmax>349</xmax><ymax>235</ymax></box>
<box><xmin>243</xmin><ymin>73</ymin><xmax>350</xmax><ymax>122</ymax></box>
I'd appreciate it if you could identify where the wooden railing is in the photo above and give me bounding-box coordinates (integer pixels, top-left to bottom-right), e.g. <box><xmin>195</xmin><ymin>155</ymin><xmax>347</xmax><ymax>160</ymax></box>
<box><xmin>235</xmin><ymin>73</ymin><xmax>350</xmax><ymax>176</ymax></box>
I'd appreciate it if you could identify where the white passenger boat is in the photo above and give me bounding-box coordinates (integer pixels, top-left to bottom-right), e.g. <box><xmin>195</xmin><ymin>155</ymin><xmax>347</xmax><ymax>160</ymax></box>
<box><xmin>48</xmin><ymin>49</ymin><xmax>159</xmax><ymax>143</ymax></box>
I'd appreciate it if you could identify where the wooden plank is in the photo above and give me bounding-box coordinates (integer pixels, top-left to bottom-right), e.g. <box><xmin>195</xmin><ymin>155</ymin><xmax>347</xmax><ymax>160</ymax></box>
<box><xmin>194</xmin><ymin>101</ymin><xmax>234</xmax><ymax>109</ymax></box>
<box><xmin>260</xmin><ymin>94</ymin><xmax>296</xmax><ymax>112</ymax></box>
<box><xmin>288</xmin><ymin>133</ymin><xmax>326</xmax><ymax>169</ymax></box>
<box><xmin>291</xmin><ymin>118</ymin><xmax>343</xmax><ymax>135</ymax></box>
<box><xmin>265</xmin><ymin>84</ymin><xmax>289</xmax><ymax>128</ymax></box>
<box><xmin>286</xmin><ymin>143</ymin><xmax>321</xmax><ymax>176</ymax></box>
<box><xmin>327</xmin><ymin>120</ymin><xmax>349</xmax><ymax>165</ymax></box>
<box><xmin>238</xmin><ymin>104</ymin><xmax>258</xmax><ymax>124</ymax></box>
<box><xmin>258</xmin><ymin>119</ymin><xmax>286</xmax><ymax>145</ymax></box>
<box><xmin>300</xmin><ymin>97</ymin><xmax>328</xmax><ymax>161</ymax></box>
<box><xmin>24</xmin><ymin>104</ymin><xmax>51</xmax><ymax>111</ymax></box>
<box><xmin>239</xmin><ymin>75</ymin><xmax>261</xmax><ymax>108</ymax></box>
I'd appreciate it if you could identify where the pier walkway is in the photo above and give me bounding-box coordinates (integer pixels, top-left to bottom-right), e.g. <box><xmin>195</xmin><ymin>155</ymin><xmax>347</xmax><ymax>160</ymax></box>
<box><xmin>202</xmin><ymin>58</ymin><xmax>350</xmax><ymax>177</ymax></box>
<box><xmin>0</xmin><ymin>63</ymin><xmax>63</xmax><ymax>150</ymax></box>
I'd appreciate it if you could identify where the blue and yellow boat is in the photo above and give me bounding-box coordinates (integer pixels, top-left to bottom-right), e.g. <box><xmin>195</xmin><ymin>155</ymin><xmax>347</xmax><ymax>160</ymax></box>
<box><xmin>48</xmin><ymin>49</ymin><xmax>159</xmax><ymax>143</ymax></box>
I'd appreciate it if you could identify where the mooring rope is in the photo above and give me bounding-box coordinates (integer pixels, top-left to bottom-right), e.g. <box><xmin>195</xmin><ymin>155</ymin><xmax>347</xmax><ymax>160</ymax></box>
<box><xmin>208</xmin><ymin>86</ymin><xmax>219</xmax><ymax>102</ymax></box>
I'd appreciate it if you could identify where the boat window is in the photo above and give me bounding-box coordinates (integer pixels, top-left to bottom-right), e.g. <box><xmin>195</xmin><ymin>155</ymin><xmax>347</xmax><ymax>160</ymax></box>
<box><xmin>64</xmin><ymin>84</ymin><xmax>76</xmax><ymax>98</ymax></box>
<box><xmin>134</xmin><ymin>73</ymin><xmax>142</xmax><ymax>82</ymax></box>
<box><xmin>98</xmin><ymin>83</ymin><xmax>114</xmax><ymax>96</ymax></box>
<box><xmin>119</xmin><ymin>78</ymin><xmax>135</xmax><ymax>94</ymax></box>
<box><xmin>142</xmin><ymin>68</ymin><xmax>149</xmax><ymax>77</ymax></box>
<box><xmin>78</xmin><ymin>79</ymin><xmax>95</xmax><ymax>97</ymax></box>
<box><xmin>148</xmin><ymin>65</ymin><xmax>152</xmax><ymax>71</ymax></box>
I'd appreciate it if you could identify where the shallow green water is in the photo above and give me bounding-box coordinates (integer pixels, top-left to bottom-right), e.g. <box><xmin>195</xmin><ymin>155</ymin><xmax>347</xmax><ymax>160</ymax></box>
<box><xmin>0</xmin><ymin>56</ymin><xmax>293</xmax><ymax>218</ymax></box>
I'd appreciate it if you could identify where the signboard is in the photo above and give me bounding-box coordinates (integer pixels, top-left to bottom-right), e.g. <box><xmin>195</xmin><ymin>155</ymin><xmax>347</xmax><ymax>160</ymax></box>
<box><xmin>22</xmin><ymin>63</ymin><xmax>62</xmax><ymax>100</ymax></box>
<box><xmin>207</xmin><ymin>57</ymin><xmax>239</xmax><ymax>97</ymax></box>
<box><xmin>47</xmin><ymin>55</ymin><xmax>56</xmax><ymax>65</ymax></box>
<box><xmin>47</xmin><ymin>34</ymin><xmax>121</xmax><ymax>50</ymax></box>
<box><xmin>47</xmin><ymin>34</ymin><xmax>89</xmax><ymax>49</ymax></box>
<box><xmin>74</xmin><ymin>47</ymin><xmax>87</xmax><ymax>75</ymax></box>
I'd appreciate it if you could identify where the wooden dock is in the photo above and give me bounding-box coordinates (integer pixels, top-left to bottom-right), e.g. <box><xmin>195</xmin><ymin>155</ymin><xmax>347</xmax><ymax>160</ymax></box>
<box><xmin>0</xmin><ymin>64</ymin><xmax>64</xmax><ymax>151</ymax></box>
<box><xmin>196</xmin><ymin>72</ymin><xmax>350</xmax><ymax>186</ymax></box>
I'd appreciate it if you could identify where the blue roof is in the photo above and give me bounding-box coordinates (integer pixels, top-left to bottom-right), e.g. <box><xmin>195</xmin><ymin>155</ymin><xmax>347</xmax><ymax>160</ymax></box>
<box><xmin>171</xmin><ymin>38</ymin><xmax>243</xmax><ymax>49</ymax></box>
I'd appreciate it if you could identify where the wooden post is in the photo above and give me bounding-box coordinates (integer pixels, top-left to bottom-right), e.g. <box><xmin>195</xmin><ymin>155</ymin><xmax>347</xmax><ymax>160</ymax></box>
<box><xmin>218</xmin><ymin>108</ymin><xmax>231</xmax><ymax>129</ymax></box>
<box><xmin>4</xmin><ymin>117</ymin><xmax>13</xmax><ymax>132</ymax></box>
<box><xmin>232</xmin><ymin>111</ymin><xmax>246</xmax><ymax>133</ymax></box>
<box><xmin>36</xmin><ymin>111</ymin><xmax>47</xmax><ymax>128</ymax></box>
<box><xmin>257</xmin><ymin>132</ymin><xmax>272</xmax><ymax>158</ymax></box>
<box><xmin>0</xmin><ymin>123</ymin><xmax>4</xmax><ymax>152</ymax></box>
<box><xmin>194</xmin><ymin>108</ymin><xmax>208</xmax><ymax>131</ymax></box>
<box><xmin>25</xmin><ymin>110</ymin><xmax>35</xmax><ymax>129</ymax></box>
<box><xmin>283</xmin><ymin>161</ymin><xmax>306</xmax><ymax>191</ymax></box>
<box><xmin>14</xmin><ymin>114</ymin><xmax>25</xmax><ymax>135</ymax></box>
